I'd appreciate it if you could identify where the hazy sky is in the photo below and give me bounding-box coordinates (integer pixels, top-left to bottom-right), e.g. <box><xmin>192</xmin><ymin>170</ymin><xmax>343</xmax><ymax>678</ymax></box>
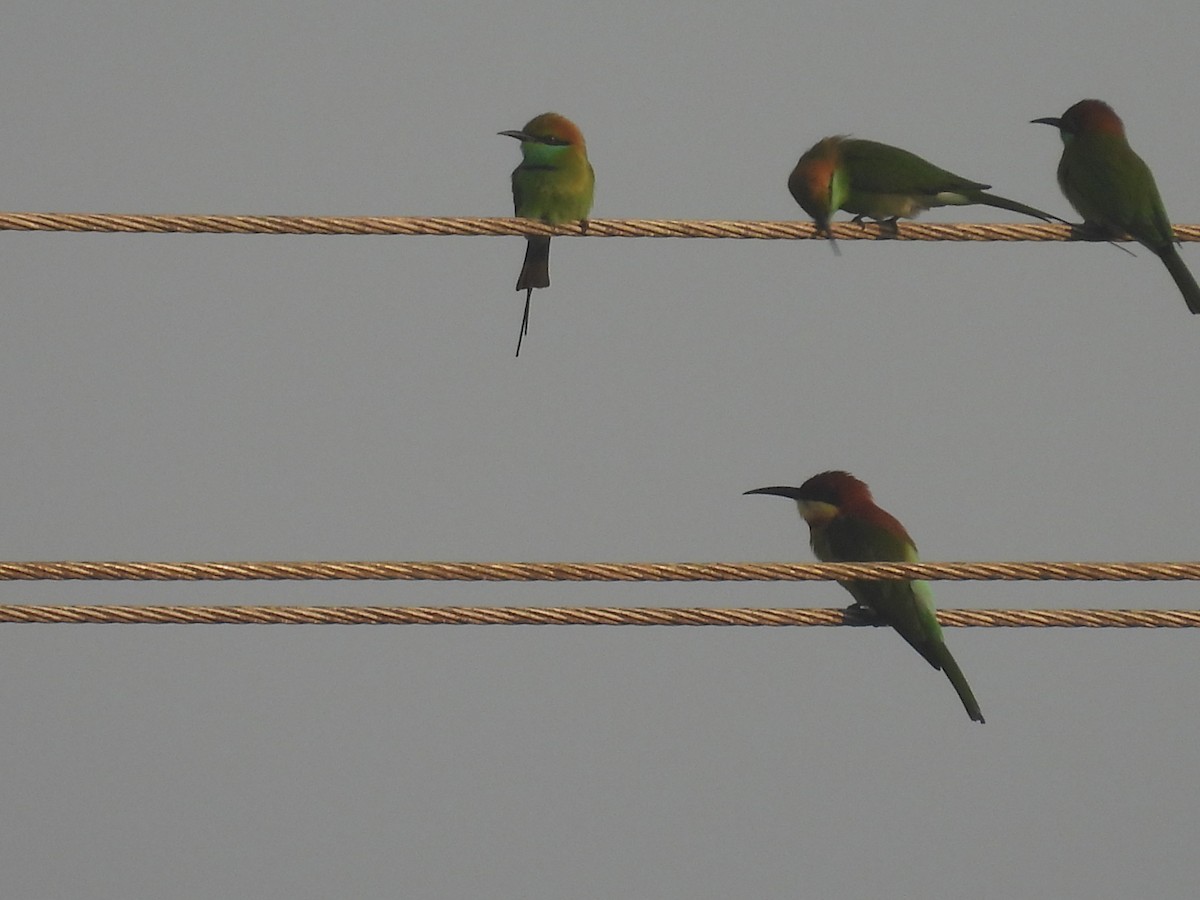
<box><xmin>2</xmin><ymin>2</ymin><xmax>1199</xmax><ymax>898</ymax></box>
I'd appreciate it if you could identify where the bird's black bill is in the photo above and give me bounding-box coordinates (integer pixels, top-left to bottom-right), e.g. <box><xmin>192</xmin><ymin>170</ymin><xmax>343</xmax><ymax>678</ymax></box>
<box><xmin>744</xmin><ymin>486</ymin><xmax>806</xmax><ymax>500</ymax></box>
<box><xmin>1029</xmin><ymin>117</ymin><xmax>1062</xmax><ymax>128</ymax></box>
<box><xmin>812</xmin><ymin>217</ymin><xmax>841</xmax><ymax>256</ymax></box>
<box><xmin>498</xmin><ymin>130</ymin><xmax>532</xmax><ymax>141</ymax></box>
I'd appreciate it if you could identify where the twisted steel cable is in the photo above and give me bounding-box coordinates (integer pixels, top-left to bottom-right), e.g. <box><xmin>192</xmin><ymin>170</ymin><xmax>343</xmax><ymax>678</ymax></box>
<box><xmin>0</xmin><ymin>560</ymin><xmax>1195</xmax><ymax>627</ymax></box>
<box><xmin>3</xmin><ymin>211</ymin><xmax>1197</xmax><ymax>242</ymax></box>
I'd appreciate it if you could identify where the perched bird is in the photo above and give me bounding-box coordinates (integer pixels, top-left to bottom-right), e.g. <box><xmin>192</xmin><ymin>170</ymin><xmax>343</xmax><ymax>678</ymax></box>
<box><xmin>1032</xmin><ymin>99</ymin><xmax>1200</xmax><ymax>314</ymax></box>
<box><xmin>499</xmin><ymin>112</ymin><xmax>595</xmax><ymax>355</ymax></box>
<box><xmin>788</xmin><ymin>135</ymin><xmax>1059</xmax><ymax>248</ymax></box>
<box><xmin>746</xmin><ymin>471</ymin><xmax>984</xmax><ymax>723</ymax></box>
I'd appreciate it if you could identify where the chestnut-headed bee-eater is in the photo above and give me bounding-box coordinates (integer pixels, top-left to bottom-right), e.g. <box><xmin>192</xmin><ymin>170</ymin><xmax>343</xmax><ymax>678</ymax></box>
<box><xmin>1033</xmin><ymin>99</ymin><xmax>1200</xmax><ymax>314</ymax></box>
<box><xmin>746</xmin><ymin>471</ymin><xmax>984</xmax><ymax>723</ymax></box>
<box><xmin>788</xmin><ymin>135</ymin><xmax>1058</xmax><ymax>248</ymax></box>
<box><xmin>499</xmin><ymin>112</ymin><xmax>595</xmax><ymax>355</ymax></box>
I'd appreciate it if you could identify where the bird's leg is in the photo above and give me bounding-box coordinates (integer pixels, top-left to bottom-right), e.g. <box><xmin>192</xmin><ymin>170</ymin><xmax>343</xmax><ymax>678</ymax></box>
<box><xmin>842</xmin><ymin>603</ymin><xmax>885</xmax><ymax>627</ymax></box>
<box><xmin>878</xmin><ymin>217</ymin><xmax>901</xmax><ymax>238</ymax></box>
<box><xmin>849</xmin><ymin>214</ymin><xmax>881</xmax><ymax>244</ymax></box>
<box><xmin>851</xmin><ymin>215</ymin><xmax>899</xmax><ymax>239</ymax></box>
<box><xmin>1073</xmin><ymin>220</ymin><xmax>1119</xmax><ymax>241</ymax></box>
<box><xmin>579</xmin><ymin>218</ymin><xmax>589</xmax><ymax>235</ymax></box>
<box><xmin>1073</xmin><ymin>220</ymin><xmax>1138</xmax><ymax>257</ymax></box>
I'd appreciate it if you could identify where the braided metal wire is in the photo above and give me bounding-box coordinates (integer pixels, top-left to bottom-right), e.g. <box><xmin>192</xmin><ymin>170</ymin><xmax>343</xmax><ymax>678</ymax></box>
<box><xmin>0</xmin><ymin>560</ymin><xmax>1196</xmax><ymax>582</ymax></box>
<box><xmin>0</xmin><ymin>605</ymin><xmax>1194</xmax><ymax>627</ymax></box>
<box><xmin>0</xmin><ymin>561</ymin><xmax>1194</xmax><ymax>627</ymax></box>
<box><xmin>2</xmin><ymin>211</ymin><xmax>1197</xmax><ymax>242</ymax></box>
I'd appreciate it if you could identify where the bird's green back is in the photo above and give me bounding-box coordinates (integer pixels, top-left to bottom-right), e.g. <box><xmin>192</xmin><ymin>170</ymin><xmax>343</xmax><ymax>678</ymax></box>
<box><xmin>840</xmin><ymin>139</ymin><xmax>987</xmax><ymax>196</ymax></box>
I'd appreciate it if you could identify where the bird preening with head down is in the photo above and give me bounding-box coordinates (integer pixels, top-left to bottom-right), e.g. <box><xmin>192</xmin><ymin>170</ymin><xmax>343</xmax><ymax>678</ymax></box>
<box><xmin>1032</xmin><ymin>99</ymin><xmax>1200</xmax><ymax>314</ymax></box>
<box><xmin>788</xmin><ymin>135</ymin><xmax>1060</xmax><ymax>251</ymax></box>
<box><xmin>745</xmin><ymin>471</ymin><xmax>984</xmax><ymax>723</ymax></box>
<box><xmin>499</xmin><ymin>112</ymin><xmax>595</xmax><ymax>355</ymax></box>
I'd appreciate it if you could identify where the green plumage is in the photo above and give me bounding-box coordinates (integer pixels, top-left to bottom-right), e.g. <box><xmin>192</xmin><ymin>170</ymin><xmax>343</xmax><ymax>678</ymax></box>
<box><xmin>746</xmin><ymin>473</ymin><xmax>984</xmax><ymax>724</ymax></box>
<box><xmin>510</xmin><ymin>146</ymin><xmax>595</xmax><ymax>226</ymax></box>
<box><xmin>788</xmin><ymin>135</ymin><xmax>1058</xmax><ymax>239</ymax></box>
<box><xmin>1034</xmin><ymin>100</ymin><xmax>1200</xmax><ymax>314</ymax></box>
<box><xmin>501</xmin><ymin>112</ymin><xmax>595</xmax><ymax>355</ymax></box>
<box><xmin>813</xmin><ymin>509</ymin><xmax>984</xmax><ymax>725</ymax></box>
<box><xmin>837</xmin><ymin>139</ymin><xmax>1055</xmax><ymax>223</ymax></box>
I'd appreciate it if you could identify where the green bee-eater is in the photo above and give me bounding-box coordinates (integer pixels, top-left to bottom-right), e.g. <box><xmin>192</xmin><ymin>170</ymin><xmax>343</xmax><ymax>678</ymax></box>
<box><xmin>1032</xmin><ymin>99</ymin><xmax>1200</xmax><ymax>314</ymax></box>
<box><xmin>746</xmin><ymin>471</ymin><xmax>984</xmax><ymax>723</ymax></box>
<box><xmin>788</xmin><ymin>135</ymin><xmax>1058</xmax><ymax>247</ymax></box>
<box><xmin>499</xmin><ymin>112</ymin><xmax>595</xmax><ymax>355</ymax></box>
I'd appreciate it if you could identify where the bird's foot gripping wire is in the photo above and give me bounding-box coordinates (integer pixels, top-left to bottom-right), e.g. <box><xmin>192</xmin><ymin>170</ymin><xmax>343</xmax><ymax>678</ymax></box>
<box><xmin>850</xmin><ymin>215</ymin><xmax>900</xmax><ymax>239</ymax></box>
<box><xmin>1072</xmin><ymin>221</ymin><xmax>1138</xmax><ymax>257</ymax></box>
<box><xmin>842</xmin><ymin>603</ymin><xmax>885</xmax><ymax>627</ymax></box>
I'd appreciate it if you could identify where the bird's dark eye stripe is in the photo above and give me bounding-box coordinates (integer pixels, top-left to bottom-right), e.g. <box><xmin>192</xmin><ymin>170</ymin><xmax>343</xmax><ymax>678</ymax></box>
<box><xmin>538</xmin><ymin>136</ymin><xmax>569</xmax><ymax>146</ymax></box>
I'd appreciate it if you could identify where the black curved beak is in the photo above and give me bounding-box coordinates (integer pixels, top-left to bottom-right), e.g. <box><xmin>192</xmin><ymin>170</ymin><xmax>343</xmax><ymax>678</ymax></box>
<box><xmin>498</xmin><ymin>130</ymin><xmax>531</xmax><ymax>141</ymax></box>
<box><xmin>1030</xmin><ymin>116</ymin><xmax>1062</xmax><ymax>128</ymax></box>
<box><xmin>744</xmin><ymin>486</ymin><xmax>806</xmax><ymax>500</ymax></box>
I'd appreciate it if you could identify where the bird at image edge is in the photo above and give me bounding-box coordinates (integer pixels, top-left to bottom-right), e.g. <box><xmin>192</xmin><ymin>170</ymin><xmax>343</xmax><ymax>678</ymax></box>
<box><xmin>788</xmin><ymin>135</ymin><xmax>1060</xmax><ymax>250</ymax></box>
<box><xmin>746</xmin><ymin>471</ymin><xmax>984</xmax><ymax>723</ymax></box>
<box><xmin>500</xmin><ymin>112</ymin><xmax>595</xmax><ymax>355</ymax></box>
<box><xmin>1032</xmin><ymin>99</ymin><xmax>1200</xmax><ymax>314</ymax></box>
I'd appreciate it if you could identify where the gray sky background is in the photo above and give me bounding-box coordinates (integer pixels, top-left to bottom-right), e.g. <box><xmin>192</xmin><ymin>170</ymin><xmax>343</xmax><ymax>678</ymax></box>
<box><xmin>1</xmin><ymin>2</ymin><xmax>1198</xmax><ymax>898</ymax></box>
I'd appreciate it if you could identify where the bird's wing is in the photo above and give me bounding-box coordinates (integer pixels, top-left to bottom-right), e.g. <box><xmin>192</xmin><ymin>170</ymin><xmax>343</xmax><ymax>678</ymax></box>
<box><xmin>841</xmin><ymin>139</ymin><xmax>988</xmax><ymax>195</ymax></box>
<box><xmin>511</xmin><ymin>167</ymin><xmax>528</xmax><ymax>214</ymax></box>
<box><xmin>822</xmin><ymin>515</ymin><xmax>946</xmax><ymax>669</ymax></box>
<box><xmin>1062</xmin><ymin>138</ymin><xmax>1175</xmax><ymax>247</ymax></box>
<box><xmin>819</xmin><ymin>513</ymin><xmax>910</xmax><ymax>564</ymax></box>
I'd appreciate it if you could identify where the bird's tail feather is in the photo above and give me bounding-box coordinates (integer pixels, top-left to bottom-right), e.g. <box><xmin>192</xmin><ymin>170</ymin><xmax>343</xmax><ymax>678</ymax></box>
<box><xmin>1156</xmin><ymin>243</ymin><xmax>1200</xmax><ymax>314</ymax></box>
<box><xmin>931</xmin><ymin>642</ymin><xmax>985</xmax><ymax>724</ymax></box>
<box><xmin>977</xmin><ymin>192</ymin><xmax>1066</xmax><ymax>225</ymax></box>
<box><xmin>514</xmin><ymin>237</ymin><xmax>550</xmax><ymax>356</ymax></box>
<box><xmin>514</xmin><ymin>288</ymin><xmax>533</xmax><ymax>357</ymax></box>
<box><xmin>516</xmin><ymin>236</ymin><xmax>551</xmax><ymax>291</ymax></box>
